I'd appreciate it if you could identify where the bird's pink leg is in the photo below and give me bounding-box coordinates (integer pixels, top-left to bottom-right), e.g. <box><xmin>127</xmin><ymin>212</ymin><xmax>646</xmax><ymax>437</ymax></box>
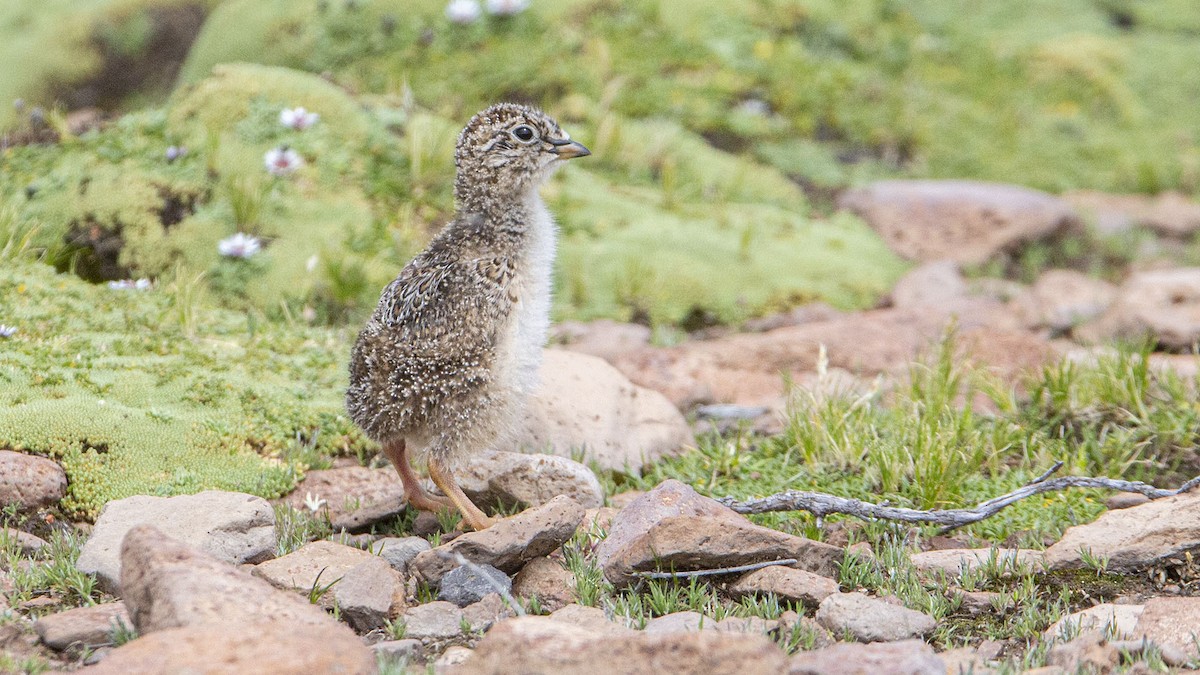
<box><xmin>428</xmin><ymin>456</ymin><xmax>496</xmax><ymax>531</ymax></box>
<box><xmin>382</xmin><ymin>439</ymin><xmax>454</xmax><ymax>512</ymax></box>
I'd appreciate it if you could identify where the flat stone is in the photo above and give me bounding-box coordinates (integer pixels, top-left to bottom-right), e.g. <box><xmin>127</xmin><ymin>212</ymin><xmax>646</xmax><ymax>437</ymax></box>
<box><xmin>334</xmin><ymin>556</ymin><xmax>405</xmax><ymax>631</ymax></box>
<box><xmin>726</xmin><ymin>565</ymin><xmax>839</xmax><ymax>607</ymax></box>
<box><xmin>0</xmin><ymin>450</ymin><xmax>66</xmax><ymax>512</ymax></box>
<box><xmin>438</xmin><ymin>563</ymin><xmax>511</xmax><ymax>608</ymax></box>
<box><xmin>279</xmin><ymin>465</ymin><xmax>405</xmax><ymax>531</ymax></box>
<box><xmin>1044</xmin><ymin>490</ymin><xmax>1200</xmax><ymax>571</ymax></box>
<box><xmin>597</xmin><ymin>480</ymin><xmax>842</xmax><ymax>586</ymax></box>
<box><xmin>436</xmin><ymin>645</ymin><xmax>474</xmax><ymax>670</ymax></box>
<box><xmin>1132</xmin><ymin>597</ymin><xmax>1200</xmax><ymax>658</ymax></box>
<box><xmin>401</xmin><ymin>600</ymin><xmax>464</xmax><ymax>642</ymax></box>
<box><xmin>462</xmin><ymin>593</ymin><xmax>515</xmax><ymax>632</ymax></box>
<box><xmin>78</xmin><ymin>619</ymin><xmax>374</xmax><ymax>675</ymax></box>
<box><xmin>251</xmin><ymin>539</ymin><xmax>383</xmax><ymax>611</ymax></box>
<box><xmin>370</xmin><ymin>536</ymin><xmax>431</xmax><ymax>575</ymax></box>
<box><xmin>789</xmin><ymin>639</ymin><xmax>944</xmax><ymax>675</ymax></box>
<box><xmin>458</xmin><ymin>449</ymin><xmax>604</xmax><ymax>511</ymax></box>
<box><xmin>513</xmin><ymin>349</ymin><xmax>693</xmax><ymax>473</ymax></box>
<box><xmin>816</xmin><ymin>593</ymin><xmax>936</xmax><ymax>643</ymax></box>
<box><xmin>119</xmin><ymin>525</ymin><xmax>341</xmax><ymax>634</ymax></box>
<box><xmin>34</xmin><ymin>601</ymin><xmax>130</xmax><ymax>651</ymax></box>
<box><xmin>1045</xmin><ymin>603</ymin><xmax>1144</xmax><ymax>640</ymax></box>
<box><xmin>77</xmin><ymin>491</ymin><xmax>275</xmax><ymax>594</ymax></box>
<box><xmin>1104</xmin><ymin>493</ymin><xmax>1150</xmax><ymax>510</ymax></box>
<box><xmin>643</xmin><ymin>611</ymin><xmax>714</xmax><ymax>634</ymax></box>
<box><xmin>373</xmin><ymin>638</ymin><xmax>422</xmax><ymax>663</ymax></box>
<box><xmin>548</xmin><ymin>603</ymin><xmax>636</xmax><ymax>635</ymax></box>
<box><xmin>910</xmin><ymin>548</ymin><xmax>1042</xmax><ymax>577</ymax></box>
<box><xmin>411</xmin><ymin>495</ymin><xmax>584</xmax><ymax>584</ymax></box>
<box><xmin>456</xmin><ymin>616</ymin><xmax>788</xmax><ymax>674</ymax></box>
<box><xmin>512</xmin><ymin>556</ymin><xmax>575</xmax><ymax>612</ymax></box>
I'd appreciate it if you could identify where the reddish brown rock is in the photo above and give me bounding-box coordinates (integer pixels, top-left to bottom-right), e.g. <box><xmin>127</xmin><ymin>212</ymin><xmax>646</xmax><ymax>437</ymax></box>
<box><xmin>788</xmin><ymin>639</ymin><xmax>944</xmax><ymax>675</ymax></box>
<box><xmin>458</xmin><ymin>450</ymin><xmax>604</xmax><ymax>511</ymax></box>
<box><xmin>1043</xmin><ymin>490</ymin><xmax>1200</xmax><ymax>571</ymax></box>
<box><xmin>1065</xmin><ymin>189</ymin><xmax>1200</xmax><ymax>237</ymax></box>
<box><xmin>551</xmin><ymin>320</ymin><xmax>652</xmax><ymax>363</ymax></box>
<box><xmin>34</xmin><ymin>602</ymin><xmax>130</xmax><ymax>651</ymax></box>
<box><xmin>1133</xmin><ymin>597</ymin><xmax>1200</xmax><ymax>658</ymax></box>
<box><xmin>1079</xmin><ymin>268</ymin><xmax>1200</xmax><ymax>350</ymax></box>
<box><xmin>0</xmin><ymin>450</ymin><xmax>66</xmax><ymax>512</ymax></box>
<box><xmin>726</xmin><ymin>565</ymin><xmax>839</xmax><ymax>607</ymax></box>
<box><xmin>279</xmin><ymin>465</ymin><xmax>405</xmax><ymax>531</ymax></box>
<box><xmin>512</xmin><ymin>556</ymin><xmax>576</xmax><ymax>612</ymax></box>
<box><xmin>815</xmin><ymin>593</ymin><xmax>936</xmax><ymax>643</ymax></box>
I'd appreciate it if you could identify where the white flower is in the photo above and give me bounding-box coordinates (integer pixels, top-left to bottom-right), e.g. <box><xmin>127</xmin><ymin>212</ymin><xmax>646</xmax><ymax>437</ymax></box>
<box><xmin>107</xmin><ymin>278</ymin><xmax>152</xmax><ymax>291</ymax></box>
<box><xmin>279</xmin><ymin>107</ymin><xmax>319</xmax><ymax>131</ymax></box>
<box><xmin>0</xmin><ymin>325</ymin><xmax>15</xmax><ymax>338</ymax></box>
<box><xmin>217</xmin><ymin>232</ymin><xmax>262</xmax><ymax>259</ymax></box>
<box><xmin>485</xmin><ymin>0</ymin><xmax>529</xmax><ymax>16</ymax></box>
<box><xmin>303</xmin><ymin>492</ymin><xmax>328</xmax><ymax>513</ymax></box>
<box><xmin>446</xmin><ymin>0</ymin><xmax>482</xmax><ymax>23</ymax></box>
<box><xmin>306</xmin><ymin>254</ymin><xmax>320</xmax><ymax>273</ymax></box>
<box><xmin>264</xmin><ymin>146</ymin><xmax>304</xmax><ymax>176</ymax></box>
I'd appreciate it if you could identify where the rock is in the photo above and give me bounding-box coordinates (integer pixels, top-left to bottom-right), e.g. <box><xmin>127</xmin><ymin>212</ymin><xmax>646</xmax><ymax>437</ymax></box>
<box><xmin>1043</xmin><ymin>490</ymin><xmax>1200</xmax><ymax>571</ymax></box>
<box><xmin>400</xmin><ymin>600</ymin><xmax>464</xmax><ymax>642</ymax></box>
<box><xmin>548</xmin><ymin>603</ymin><xmax>636</xmax><ymax>635</ymax></box>
<box><xmin>2</xmin><ymin>528</ymin><xmax>48</xmax><ymax>556</ymax></box>
<box><xmin>279</xmin><ymin>465</ymin><xmax>405</xmax><ymax>531</ymax></box>
<box><xmin>725</xmin><ymin>565</ymin><xmax>839</xmax><ymax>607</ymax></box>
<box><xmin>457</xmin><ymin>615</ymin><xmax>789</xmax><ymax>674</ymax></box>
<box><xmin>815</xmin><ymin>593</ymin><xmax>936</xmax><ymax>643</ymax></box>
<box><xmin>1065</xmin><ymin>190</ymin><xmax>1200</xmax><ymax>237</ymax></box>
<box><xmin>643</xmin><ymin>611</ymin><xmax>713</xmax><ymax>634</ymax></box>
<box><xmin>1046</xmin><ymin>604</ymin><xmax>1143</xmax><ymax>640</ymax></box>
<box><xmin>713</xmin><ymin>616</ymin><xmax>775</xmax><ymax>634</ymax></box>
<box><xmin>582</xmin><ymin>506</ymin><xmax>620</xmax><ymax>533</ymax></box>
<box><xmin>954</xmin><ymin>590</ymin><xmax>1009</xmax><ymax>616</ymax></box>
<box><xmin>1018</xmin><ymin>270</ymin><xmax>1117</xmax><ymax>333</ymax></box>
<box><xmin>0</xmin><ymin>450</ymin><xmax>67</xmax><ymax>511</ymax></box>
<box><xmin>253</xmin><ymin>540</ymin><xmax>405</xmax><ymax>618</ymax></box>
<box><xmin>1045</xmin><ymin>632</ymin><xmax>1120</xmax><ymax>673</ymax></box>
<box><xmin>938</xmin><ymin>646</ymin><xmax>995</xmax><ymax>675</ymax></box>
<box><xmin>1133</xmin><ymin>597</ymin><xmax>1200</xmax><ymax>658</ymax></box>
<box><xmin>551</xmin><ymin>320</ymin><xmax>652</xmax><ymax>363</ymax></box>
<box><xmin>1080</xmin><ymin>268</ymin><xmax>1200</xmax><ymax>350</ymax></box>
<box><xmin>909</xmin><ymin>548</ymin><xmax>1042</xmax><ymax>577</ymax></box>
<box><xmin>889</xmin><ymin>260</ymin><xmax>968</xmax><ymax>309</ymax></box>
<box><xmin>119</xmin><ymin>525</ymin><xmax>342</xmax><ymax>634</ymax></box>
<box><xmin>438</xmin><ymin>563</ymin><xmax>511</xmax><ymax>608</ymax></box>
<box><xmin>77</xmin><ymin>491</ymin><xmax>275</xmax><ymax>594</ymax></box>
<box><xmin>411</xmin><ymin>495</ymin><xmax>584</xmax><ymax>583</ymax></box>
<box><xmin>371</xmin><ymin>536</ymin><xmax>431</xmax><ymax>575</ymax></box>
<box><xmin>788</xmin><ymin>639</ymin><xmax>944</xmax><ymax>675</ymax></box>
<box><xmin>34</xmin><ymin>601</ymin><xmax>130</xmax><ymax>651</ymax></box>
<box><xmin>1104</xmin><ymin>493</ymin><xmax>1150</xmax><ymax>510</ymax></box>
<box><xmin>462</xmin><ymin>593</ymin><xmax>515</xmax><ymax>632</ymax></box>
<box><xmin>334</xmin><ymin>556</ymin><xmax>405</xmax><ymax>631</ymax></box>
<box><xmin>513</xmin><ymin>349</ymin><xmax>693</xmax><ymax>472</ymax></box>
<box><xmin>838</xmin><ymin>179</ymin><xmax>1079</xmax><ymax>264</ymax></box>
<box><xmin>436</xmin><ymin>645</ymin><xmax>475</xmax><ymax>670</ymax></box>
<box><xmin>512</xmin><ymin>556</ymin><xmax>575</xmax><ymax>612</ymax></box>
<box><xmin>597</xmin><ymin>480</ymin><xmax>842</xmax><ymax>586</ymax></box>
<box><xmin>458</xmin><ymin>450</ymin><xmax>604</xmax><ymax>511</ymax></box>
<box><xmin>78</xmin><ymin>619</ymin><xmax>375</xmax><ymax>675</ymax></box>
<box><xmin>373</xmin><ymin>638</ymin><xmax>422</xmax><ymax>663</ymax></box>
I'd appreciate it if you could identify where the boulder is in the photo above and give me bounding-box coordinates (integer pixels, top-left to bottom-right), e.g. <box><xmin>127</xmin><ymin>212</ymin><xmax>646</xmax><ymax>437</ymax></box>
<box><xmin>838</xmin><ymin>179</ymin><xmax>1079</xmax><ymax>264</ymax></box>
<box><xmin>411</xmin><ymin>495</ymin><xmax>584</xmax><ymax>583</ymax></box>
<box><xmin>77</xmin><ymin>491</ymin><xmax>275</xmax><ymax>593</ymax></box>
<box><xmin>370</xmin><ymin>536</ymin><xmax>431</xmax><ymax>575</ymax></box>
<box><xmin>458</xmin><ymin>449</ymin><xmax>604</xmax><ymax>511</ymax></box>
<box><xmin>278</xmin><ymin>465</ymin><xmax>405</xmax><ymax>531</ymax></box>
<box><xmin>333</xmin><ymin>556</ymin><xmax>405</xmax><ymax>631</ymax></box>
<box><xmin>514</xmin><ymin>349</ymin><xmax>693</xmax><ymax>472</ymax></box>
<box><xmin>597</xmin><ymin>480</ymin><xmax>842</xmax><ymax>586</ymax></box>
<box><xmin>1043</xmin><ymin>490</ymin><xmax>1200</xmax><ymax>571</ymax></box>
<box><xmin>889</xmin><ymin>260</ymin><xmax>968</xmax><ymax>310</ymax></box>
<box><xmin>815</xmin><ymin>593</ymin><xmax>936</xmax><ymax>643</ymax></box>
<box><xmin>0</xmin><ymin>450</ymin><xmax>67</xmax><ymax>512</ymax></box>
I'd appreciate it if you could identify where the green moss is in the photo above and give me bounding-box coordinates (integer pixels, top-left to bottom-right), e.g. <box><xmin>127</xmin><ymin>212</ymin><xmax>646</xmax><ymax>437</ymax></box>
<box><xmin>0</xmin><ymin>261</ymin><xmax>371</xmax><ymax>519</ymax></box>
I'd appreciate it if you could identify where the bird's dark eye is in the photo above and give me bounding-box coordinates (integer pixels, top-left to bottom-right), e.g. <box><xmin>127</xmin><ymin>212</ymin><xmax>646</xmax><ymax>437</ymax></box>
<box><xmin>511</xmin><ymin>125</ymin><xmax>536</xmax><ymax>143</ymax></box>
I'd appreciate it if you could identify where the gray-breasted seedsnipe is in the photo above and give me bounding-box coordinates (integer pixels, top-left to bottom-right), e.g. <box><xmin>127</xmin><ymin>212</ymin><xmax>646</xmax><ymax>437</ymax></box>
<box><xmin>346</xmin><ymin>103</ymin><xmax>590</xmax><ymax>530</ymax></box>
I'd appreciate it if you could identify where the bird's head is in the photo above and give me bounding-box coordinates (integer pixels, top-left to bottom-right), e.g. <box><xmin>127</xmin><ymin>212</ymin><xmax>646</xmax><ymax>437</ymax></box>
<box><xmin>453</xmin><ymin>103</ymin><xmax>589</xmax><ymax>208</ymax></box>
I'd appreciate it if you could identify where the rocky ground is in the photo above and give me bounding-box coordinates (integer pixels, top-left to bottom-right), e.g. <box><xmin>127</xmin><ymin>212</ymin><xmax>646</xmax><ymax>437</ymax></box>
<box><xmin>2</xmin><ymin>180</ymin><xmax>1200</xmax><ymax>673</ymax></box>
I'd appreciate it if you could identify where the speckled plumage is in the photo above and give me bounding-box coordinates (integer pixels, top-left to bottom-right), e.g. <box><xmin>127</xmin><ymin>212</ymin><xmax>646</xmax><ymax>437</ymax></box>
<box><xmin>346</xmin><ymin>103</ymin><xmax>589</xmax><ymax>529</ymax></box>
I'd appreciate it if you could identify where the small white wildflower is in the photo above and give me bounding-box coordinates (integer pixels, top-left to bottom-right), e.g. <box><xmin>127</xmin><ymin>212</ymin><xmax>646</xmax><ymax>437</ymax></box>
<box><xmin>264</xmin><ymin>146</ymin><xmax>304</xmax><ymax>176</ymax></box>
<box><xmin>0</xmin><ymin>325</ymin><xmax>15</xmax><ymax>338</ymax></box>
<box><xmin>165</xmin><ymin>145</ymin><xmax>186</xmax><ymax>162</ymax></box>
<box><xmin>217</xmin><ymin>232</ymin><xmax>262</xmax><ymax>259</ymax></box>
<box><xmin>304</xmin><ymin>492</ymin><xmax>328</xmax><ymax>513</ymax></box>
<box><xmin>485</xmin><ymin>0</ymin><xmax>529</xmax><ymax>16</ymax></box>
<box><xmin>107</xmin><ymin>278</ymin><xmax>152</xmax><ymax>291</ymax></box>
<box><xmin>446</xmin><ymin>0</ymin><xmax>482</xmax><ymax>23</ymax></box>
<box><xmin>279</xmin><ymin>107</ymin><xmax>319</xmax><ymax>131</ymax></box>
<box><xmin>306</xmin><ymin>254</ymin><xmax>320</xmax><ymax>273</ymax></box>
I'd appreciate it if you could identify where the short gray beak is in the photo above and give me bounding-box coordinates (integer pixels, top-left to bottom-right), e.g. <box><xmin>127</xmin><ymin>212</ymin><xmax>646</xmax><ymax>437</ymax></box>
<box><xmin>550</xmin><ymin>139</ymin><xmax>591</xmax><ymax>159</ymax></box>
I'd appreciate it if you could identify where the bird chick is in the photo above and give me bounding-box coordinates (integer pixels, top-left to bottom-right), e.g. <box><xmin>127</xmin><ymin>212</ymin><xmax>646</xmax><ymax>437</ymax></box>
<box><xmin>346</xmin><ymin>103</ymin><xmax>590</xmax><ymax>531</ymax></box>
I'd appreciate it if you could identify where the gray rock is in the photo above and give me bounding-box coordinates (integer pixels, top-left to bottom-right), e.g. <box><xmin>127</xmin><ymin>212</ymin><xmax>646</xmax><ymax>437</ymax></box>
<box><xmin>411</xmin><ymin>495</ymin><xmax>584</xmax><ymax>583</ymax></box>
<box><xmin>34</xmin><ymin>601</ymin><xmax>130</xmax><ymax>651</ymax></box>
<box><xmin>789</xmin><ymin>639</ymin><xmax>944</xmax><ymax>675</ymax></box>
<box><xmin>371</xmin><ymin>536</ymin><xmax>431</xmax><ymax>575</ymax></box>
<box><xmin>0</xmin><ymin>450</ymin><xmax>66</xmax><ymax>512</ymax></box>
<box><xmin>816</xmin><ymin>593</ymin><xmax>936</xmax><ymax>643</ymax></box>
<box><xmin>458</xmin><ymin>449</ymin><xmax>604</xmax><ymax>511</ymax></box>
<box><xmin>1133</xmin><ymin>597</ymin><xmax>1200</xmax><ymax>659</ymax></box>
<box><xmin>334</xmin><ymin>556</ymin><xmax>404</xmax><ymax>632</ymax></box>
<box><xmin>438</xmin><ymin>563</ymin><xmax>511</xmax><ymax>608</ymax></box>
<box><xmin>77</xmin><ymin>491</ymin><xmax>275</xmax><ymax>594</ymax></box>
<box><xmin>401</xmin><ymin>601</ymin><xmax>464</xmax><ymax>642</ymax></box>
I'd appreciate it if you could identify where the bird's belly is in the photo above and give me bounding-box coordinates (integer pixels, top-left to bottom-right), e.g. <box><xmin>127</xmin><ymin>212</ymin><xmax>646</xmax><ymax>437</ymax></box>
<box><xmin>505</xmin><ymin>280</ymin><xmax>550</xmax><ymax>394</ymax></box>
